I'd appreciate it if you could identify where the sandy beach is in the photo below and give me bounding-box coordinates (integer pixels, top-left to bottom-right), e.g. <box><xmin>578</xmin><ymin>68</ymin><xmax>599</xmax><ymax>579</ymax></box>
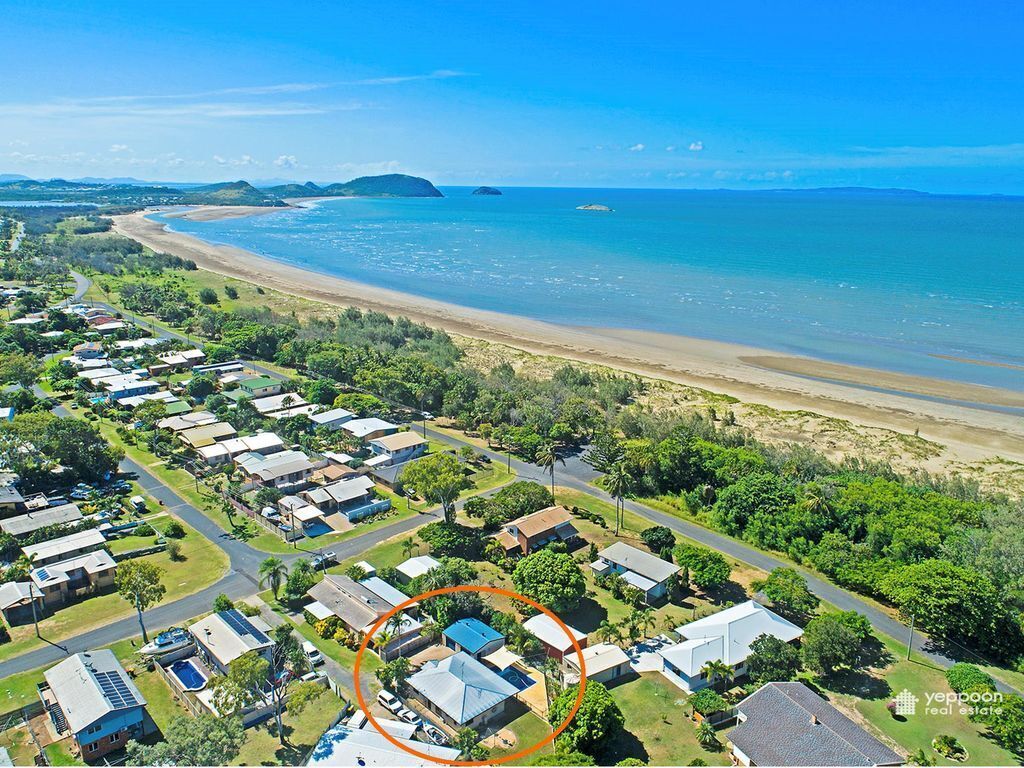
<box><xmin>112</xmin><ymin>208</ymin><xmax>1024</xmax><ymax>476</ymax></box>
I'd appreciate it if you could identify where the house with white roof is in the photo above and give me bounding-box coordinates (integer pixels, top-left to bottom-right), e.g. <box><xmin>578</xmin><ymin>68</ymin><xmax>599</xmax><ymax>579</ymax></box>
<box><xmin>39</xmin><ymin>650</ymin><xmax>150</xmax><ymax>760</ymax></box>
<box><xmin>235</xmin><ymin>449</ymin><xmax>315</xmax><ymax>490</ymax></box>
<box><xmin>564</xmin><ymin>642</ymin><xmax>631</xmax><ymax>686</ymax></box>
<box><xmin>195</xmin><ymin>432</ymin><xmax>284</xmax><ymax>466</ymax></box>
<box><xmin>1</xmin><ymin>502</ymin><xmax>82</xmax><ymax>538</ymax></box>
<box><xmin>22</xmin><ymin>528</ymin><xmax>107</xmax><ymax>566</ymax></box>
<box><xmin>189</xmin><ymin>608</ymin><xmax>275</xmax><ymax>674</ymax></box>
<box><xmin>395</xmin><ymin>555</ymin><xmax>442</xmax><ymax>584</ymax></box>
<box><xmin>250</xmin><ymin>392</ymin><xmax>307</xmax><ymax>415</ymax></box>
<box><xmin>366</xmin><ymin>431</ymin><xmax>428</xmax><ymax>467</ymax></box>
<box><xmin>29</xmin><ymin>550</ymin><xmax>117</xmax><ymax>611</ymax></box>
<box><xmin>407</xmin><ymin>651</ymin><xmax>519</xmax><ymax>728</ymax></box>
<box><xmin>0</xmin><ymin>581</ymin><xmax>43</xmax><ymax>625</ymax></box>
<box><xmin>309</xmin><ymin>407</ymin><xmax>355</xmax><ymax>431</ymax></box>
<box><xmin>101</xmin><ymin>374</ymin><xmax>160</xmax><ymax>400</ymax></box>
<box><xmin>522</xmin><ymin>613</ymin><xmax>588</xmax><ymax>661</ymax></box>
<box><xmin>590</xmin><ymin>541</ymin><xmax>680</xmax><ymax>604</ymax></box>
<box><xmin>299</xmin><ymin>475</ymin><xmax>390</xmax><ymax>522</ymax></box>
<box><xmin>308</xmin><ymin>719</ymin><xmax>460</xmax><ymax>767</ymax></box>
<box><xmin>657</xmin><ymin>600</ymin><xmax>803</xmax><ymax>692</ymax></box>
<box><xmin>158</xmin><ymin>410</ymin><xmax>218</xmax><ymax>432</ymax></box>
<box><xmin>340</xmin><ymin>417</ymin><xmax>399</xmax><ymax>442</ymax></box>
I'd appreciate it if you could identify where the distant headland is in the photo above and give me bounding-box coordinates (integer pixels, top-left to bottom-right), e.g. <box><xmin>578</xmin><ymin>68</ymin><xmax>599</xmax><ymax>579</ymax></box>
<box><xmin>0</xmin><ymin>173</ymin><xmax>443</xmax><ymax>206</ymax></box>
<box><xmin>576</xmin><ymin>203</ymin><xmax>613</xmax><ymax>211</ymax></box>
<box><xmin>472</xmin><ymin>186</ymin><xmax>502</xmax><ymax>196</ymax></box>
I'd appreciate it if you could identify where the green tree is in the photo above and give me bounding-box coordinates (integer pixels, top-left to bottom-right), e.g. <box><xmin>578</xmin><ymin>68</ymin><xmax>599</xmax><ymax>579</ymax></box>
<box><xmin>641</xmin><ymin>525</ymin><xmax>676</xmax><ymax>555</ymax></box>
<box><xmin>699</xmin><ymin>660</ymin><xmax>734</xmax><ymax>691</ymax></box>
<box><xmin>529</xmin><ymin>750</ymin><xmax>597</xmax><ymax>766</ymax></box>
<box><xmin>746</xmin><ymin>633</ymin><xmax>801</xmax><ymax>684</ymax></box>
<box><xmin>212</xmin><ymin>593</ymin><xmax>235</xmax><ymax>612</ymax></box>
<box><xmin>185</xmin><ymin>372</ymin><xmax>217</xmax><ymax>400</ymax></box>
<box><xmin>453</xmin><ymin>727</ymin><xmax>488</xmax><ymax>760</ymax></box>
<box><xmin>689</xmin><ymin>689</ymin><xmax>728</xmax><ymax>716</ymax></box>
<box><xmin>126</xmin><ymin>714</ymin><xmax>244</xmax><ymax>766</ymax></box>
<box><xmin>549</xmin><ymin>681</ymin><xmax>625</xmax><ymax>757</ymax></box>
<box><xmin>376</xmin><ymin>657</ymin><xmax>412</xmax><ymax>692</ymax></box>
<box><xmin>695</xmin><ymin>721</ymin><xmax>720</xmax><ymax>751</ymax></box>
<box><xmin>115</xmin><ymin>560</ymin><xmax>166</xmax><ymax>643</ymax></box>
<box><xmin>401</xmin><ymin>452</ymin><xmax>471</xmax><ymax>523</ymax></box>
<box><xmin>283</xmin><ymin>558</ymin><xmax>316</xmax><ymax>601</ymax></box>
<box><xmin>536</xmin><ymin>441</ymin><xmax>565</xmax><ymax>500</ymax></box>
<box><xmin>753</xmin><ymin>567</ymin><xmax>820</xmax><ymax>618</ymax></box>
<box><xmin>211</xmin><ymin>651</ymin><xmax>269</xmax><ymax>716</ymax></box>
<box><xmin>672</xmin><ymin>544</ymin><xmax>730</xmax><ymax>590</ymax></box>
<box><xmin>418</xmin><ymin>522</ymin><xmax>481</xmax><ymax>559</ymax></box>
<box><xmin>801</xmin><ymin>614</ymin><xmax>861</xmax><ymax>677</ymax></box>
<box><xmin>0</xmin><ymin>351</ymin><xmax>42</xmax><ymax>388</ymax></box>
<box><xmin>512</xmin><ymin>549</ymin><xmax>586</xmax><ymax>613</ymax></box>
<box><xmin>605</xmin><ymin>462</ymin><xmax>632</xmax><ymax>536</ymax></box>
<box><xmin>198</xmin><ymin>287</ymin><xmax>218</xmax><ymax>304</ymax></box>
<box><xmin>259</xmin><ymin>556</ymin><xmax>289</xmax><ymax>600</ymax></box>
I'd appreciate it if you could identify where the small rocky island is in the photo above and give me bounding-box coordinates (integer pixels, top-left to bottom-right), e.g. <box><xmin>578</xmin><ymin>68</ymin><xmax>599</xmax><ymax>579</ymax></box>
<box><xmin>472</xmin><ymin>186</ymin><xmax>502</xmax><ymax>195</ymax></box>
<box><xmin>576</xmin><ymin>203</ymin><xmax>613</xmax><ymax>211</ymax></box>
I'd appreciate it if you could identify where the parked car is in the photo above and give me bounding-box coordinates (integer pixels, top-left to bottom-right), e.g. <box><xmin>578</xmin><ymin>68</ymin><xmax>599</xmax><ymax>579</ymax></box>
<box><xmin>396</xmin><ymin>707</ymin><xmax>421</xmax><ymax>727</ymax></box>
<box><xmin>129</xmin><ymin>495</ymin><xmax>147</xmax><ymax>512</ymax></box>
<box><xmin>311</xmin><ymin>551</ymin><xmax>337</xmax><ymax>570</ymax></box>
<box><xmin>423</xmin><ymin>724</ymin><xmax>448</xmax><ymax>745</ymax></box>
<box><xmin>377</xmin><ymin>690</ymin><xmax>402</xmax><ymax>714</ymax></box>
<box><xmin>302</xmin><ymin>641</ymin><xmax>324</xmax><ymax>666</ymax></box>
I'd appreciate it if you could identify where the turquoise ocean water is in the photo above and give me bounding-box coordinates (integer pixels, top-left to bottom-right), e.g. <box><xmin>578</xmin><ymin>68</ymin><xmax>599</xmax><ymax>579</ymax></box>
<box><xmin>153</xmin><ymin>187</ymin><xmax>1024</xmax><ymax>393</ymax></box>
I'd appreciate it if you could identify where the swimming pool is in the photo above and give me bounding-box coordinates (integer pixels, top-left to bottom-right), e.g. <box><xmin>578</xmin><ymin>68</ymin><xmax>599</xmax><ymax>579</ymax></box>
<box><xmin>169</xmin><ymin>658</ymin><xmax>208</xmax><ymax>691</ymax></box>
<box><xmin>499</xmin><ymin>666</ymin><xmax>535</xmax><ymax>692</ymax></box>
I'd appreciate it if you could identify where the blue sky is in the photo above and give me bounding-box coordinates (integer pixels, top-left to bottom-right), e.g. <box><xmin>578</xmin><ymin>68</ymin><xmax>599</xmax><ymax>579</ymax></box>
<box><xmin>1</xmin><ymin>1</ymin><xmax>1022</xmax><ymax>193</ymax></box>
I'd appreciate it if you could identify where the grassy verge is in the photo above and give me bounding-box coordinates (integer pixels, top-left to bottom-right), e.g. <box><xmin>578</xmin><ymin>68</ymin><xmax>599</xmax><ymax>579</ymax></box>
<box><xmin>232</xmin><ymin>686</ymin><xmax>343</xmax><ymax>766</ymax></box>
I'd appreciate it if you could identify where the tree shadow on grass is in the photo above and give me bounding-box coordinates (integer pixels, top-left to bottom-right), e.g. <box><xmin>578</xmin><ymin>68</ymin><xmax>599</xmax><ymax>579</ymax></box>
<box><xmin>561</xmin><ymin>597</ymin><xmax>610</xmax><ymax>634</ymax></box>
<box><xmin>701</xmin><ymin>579</ymin><xmax>748</xmax><ymax>608</ymax></box>
<box><xmin>598</xmin><ymin>726</ymin><xmax>650</xmax><ymax>766</ymax></box>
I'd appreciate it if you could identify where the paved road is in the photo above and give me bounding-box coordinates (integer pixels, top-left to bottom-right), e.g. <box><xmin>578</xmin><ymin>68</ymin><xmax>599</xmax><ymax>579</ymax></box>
<box><xmin>422</xmin><ymin>426</ymin><xmax>1018</xmax><ymax>692</ymax></box>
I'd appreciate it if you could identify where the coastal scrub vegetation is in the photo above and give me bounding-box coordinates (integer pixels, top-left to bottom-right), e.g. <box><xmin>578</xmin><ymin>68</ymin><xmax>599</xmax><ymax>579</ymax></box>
<box><xmin>7</xmin><ymin>207</ymin><xmax>1024</xmax><ymax>674</ymax></box>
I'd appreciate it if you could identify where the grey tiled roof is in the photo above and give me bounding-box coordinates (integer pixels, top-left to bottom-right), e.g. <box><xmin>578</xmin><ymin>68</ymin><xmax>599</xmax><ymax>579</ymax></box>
<box><xmin>731</xmin><ymin>682</ymin><xmax>903</xmax><ymax>766</ymax></box>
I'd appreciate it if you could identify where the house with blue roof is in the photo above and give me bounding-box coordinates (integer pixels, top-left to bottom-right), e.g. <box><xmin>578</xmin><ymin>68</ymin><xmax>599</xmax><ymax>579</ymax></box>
<box><xmin>443</xmin><ymin>617</ymin><xmax>505</xmax><ymax>659</ymax></box>
<box><xmin>407</xmin><ymin>651</ymin><xmax>519</xmax><ymax>728</ymax></box>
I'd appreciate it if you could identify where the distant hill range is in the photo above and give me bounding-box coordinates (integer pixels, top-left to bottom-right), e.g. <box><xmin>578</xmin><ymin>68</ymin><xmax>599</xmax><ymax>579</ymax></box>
<box><xmin>0</xmin><ymin>173</ymin><xmax>443</xmax><ymax>206</ymax></box>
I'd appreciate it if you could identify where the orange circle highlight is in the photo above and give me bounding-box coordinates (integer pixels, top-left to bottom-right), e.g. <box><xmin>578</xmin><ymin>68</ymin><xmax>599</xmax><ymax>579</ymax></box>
<box><xmin>352</xmin><ymin>584</ymin><xmax>588</xmax><ymax>766</ymax></box>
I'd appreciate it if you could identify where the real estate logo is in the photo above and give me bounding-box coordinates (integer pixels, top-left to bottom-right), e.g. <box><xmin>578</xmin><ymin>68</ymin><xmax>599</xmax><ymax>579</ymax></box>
<box><xmin>894</xmin><ymin>689</ymin><xmax>919</xmax><ymax>716</ymax></box>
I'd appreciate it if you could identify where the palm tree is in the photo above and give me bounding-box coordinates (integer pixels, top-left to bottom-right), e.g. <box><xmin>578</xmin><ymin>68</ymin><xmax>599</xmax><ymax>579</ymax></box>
<box><xmin>695</xmin><ymin>720</ymin><xmax>720</xmax><ymax>750</ymax></box>
<box><xmin>385</xmin><ymin>614</ymin><xmax>407</xmax><ymax>657</ymax></box>
<box><xmin>596</xmin><ymin>619</ymin><xmax>623</xmax><ymax>647</ymax></box>
<box><xmin>634</xmin><ymin>607</ymin><xmax>656</xmax><ymax>640</ymax></box>
<box><xmin>258</xmin><ymin>557</ymin><xmax>288</xmax><ymax>600</ymax></box>
<box><xmin>373</xmin><ymin>628</ymin><xmax>395</xmax><ymax>658</ymax></box>
<box><xmin>400</xmin><ymin>536</ymin><xmax>418</xmax><ymax>560</ymax></box>
<box><xmin>535</xmin><ymin>441</ymin><xmax>565</xmax><ymax>500</ymax></box>
<box><xmin>605</xmin><ymin>461</ymin><xmax>632</xmax><ymax>535</ymax></box>
<box><xmin>700</xmin><ymin>659</ymin><xmax>734</xmax><ymax>691</ymax></box>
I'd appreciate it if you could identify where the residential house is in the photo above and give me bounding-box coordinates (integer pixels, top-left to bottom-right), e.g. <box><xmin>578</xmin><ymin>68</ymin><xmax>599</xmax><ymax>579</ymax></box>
<box><xmin>305</xmin><ymin>574</ymin><xmax>424</xmax><ymax>660</ymax></box>
<box><xmin>0</xmin><ymin>483</ymin><xmax>25</xmax><ymax>516</ymax></box>
<box><xmin>365</xmin><ymin>432</ymin><xmax>428</xmax><ymax>468</ymax></box>
<box><xmin>495</xmin><ymin>505</ymin><xmax>580</xmax><ymax>556</ymax></box>
<box><xmin>443</xmin><ymin>618</ymin><xmax>505</xmax><ymax>659</ymax></box>
<box><xmin>30</xmin><ymin>550</ymin><xmax>117</xmax><ymax>610</ymax></box>
<box><xmin>77</xmin><ymin>367</ymin><xmax>123</xmax><ymax>387</ymax></box>
<box><xmin>250</xmin><ymin>392</ymin><xmax>308</xmax><ymax>415</ymax></box>
<box><xmin>176</xmin><ymin>421</ymin><xmax>238</xmax><ymax>450</ymax></box>
<box><xmin>40</xmin><ymin>651</ymin><xmax>150</xmax><ymax>761</ymax></box>
<box><xmin>522</xmin><ymin>613</ymin><xmax>588</xmax><ymax>661</ymax></box>
<box><xmin>0</xmin><ymin>502</ymin><xmax>83</xmax><ymax>538</ymax></box>
<box><xmin>564</xmin><ymin>643</ymin><xmax>631</xmax><ymax>686</ymax></box>
<box><xmin>407</xmin><ymin>652</ymin><xmax>519</xmax><ymax>729</ymax></box>
<box><xmin>193</xmin><ymin>359</ymin><xmax>244</xmax><ymax>376</ymax></box>
<box><xmin>729</xmin><ymin>682</ymin><xmax>904</xmax><ymax>766</ymax></box>
<box><xmin>0</xmin><ymin>581</ymin><xmax>43</xmax><ymax>625</ymax></box>
<box><xmin>72</xmin><ymin>341</ymin><xmax>105</xmax><ymax>359</ymax></box>
<box><xmin>658</xmin><ymin>600</ymin><xmax>803</xmax><ymax>693</ymax></box>
<box><xmin>235</xmin><ymin>449</ymin><xmax>315</xmax><ymax>490</ymax></box>
<box><xmin>101</xmin><ymin>375</ymin><xmax>160</xmax><ymax>400</ymax></box>
<box><xmin>340</xmin><ymin>417</ymin><xmax>399</xmax><ymax>442</ymax></box>
<box><xmin>309</xmin><ymin>407</ymin><xmax>355</xmax><ymax>431</ymax></box>
<box><xmin>299</xmin><ymin>475</ymin><xmax>390</xmax><ymax>522</ymax></box>
<box><xmin>395</xmin><ymin>555</ymin><xmax>441</xmax><ymax>584</ymax></box>
<box><xmin>189</xmin><ymin>609</ymin><xmax>275</xmax><ymax>675</ymax></box>
<box><xmin>195</xmin><ymin>432</ymin><xmax>284</xmax><ymax>466</ymax></box>
<box><xmin>22</xmin><ymin>529</ymin><xmax>107</xmax><ymax>567</ymax></box>
<box><xmin>590</xmin><ymin>542</ymin><xmax>680</xmax><ymax>604</ymax></box>
<box><xmin>158</xmin><ymin>410</ymin><xmax>218</xmax><ymax>432</ymax></box>
<box><xmin>237</xmin><ymin>375</ymin><xmax>281</xmax><ymax>398</ymax></box>
<box><xmin>268</xmin><ymin>404</ymin><xmax>319</xmax><ymax>420</ymax></box>
<box><xmin>0</xmin><ymin>406</ymin><xmax>13</xmax><ymax>421</ymax></box>
<box><xmin>308</xmin><ymin>718</ymin><xmax>460</xmax><ymax>767</ymax></box>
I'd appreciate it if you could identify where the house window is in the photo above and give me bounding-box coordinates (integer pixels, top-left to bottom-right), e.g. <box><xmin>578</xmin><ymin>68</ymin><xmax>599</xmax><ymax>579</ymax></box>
<box><xmin>87</xmin><ymin>742</ymin><xmax>99</xmax><ymax>753</ymax></box>
<box><xmin>109</xmin><ymin>733</ymin><xmax>119</xmax><ymax>744</ymax></box>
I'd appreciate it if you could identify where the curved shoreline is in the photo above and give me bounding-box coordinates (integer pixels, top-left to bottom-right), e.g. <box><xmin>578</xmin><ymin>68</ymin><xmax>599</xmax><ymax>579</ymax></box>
<box><xmin>111</xmin><ymin>208</ymin><xmax>1024</xmax><ymax>468</ymax></box>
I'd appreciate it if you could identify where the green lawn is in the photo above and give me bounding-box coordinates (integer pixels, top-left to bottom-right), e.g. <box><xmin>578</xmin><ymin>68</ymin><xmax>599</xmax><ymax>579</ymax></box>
<box><xmin>43</xmin><ymin>740</ymin><xmax>81</xmax><ymax>766</ymax></box>
<box><xmin>232</xmin><ymin>685</ymin><xmax>343</xmax><ymax>766</ymax></box>
<box><xmin>0</xmin><ymin>514</ymin><xmax>228</xmax><ymax>662</ymax></box>
<box><xmin>488</xmin><ymin>709</ymin><xmax>553</xmax><ymax>762</ymax></box>
<box><xmin>826</xmin><ymin>635</ymin><xmax>1020</xmax><ymax>766</ymax></box>
<box><xmin>605</xmin><ymin>673</ymin><xmax>730</xmax><ymax>766</ymax></box>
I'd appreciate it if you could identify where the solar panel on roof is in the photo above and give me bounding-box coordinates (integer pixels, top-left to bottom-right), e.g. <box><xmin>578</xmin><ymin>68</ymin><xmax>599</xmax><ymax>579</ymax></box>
<box><xmin>94</xmin><ymin>670</ymin><xmax>139</xmax><ymax>709</ymax></box>
<box><xmin>36</xmin><ymin>568</ymin><xmax>50</xmax><ymax>581</ymax></box>
<box><xmin>221</xmin><ymin>609</ymin><xmax>271</xmax><ymax>644</ymax></box>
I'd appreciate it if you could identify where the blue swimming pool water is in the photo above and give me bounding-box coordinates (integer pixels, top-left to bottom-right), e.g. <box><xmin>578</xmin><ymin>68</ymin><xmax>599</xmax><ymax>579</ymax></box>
<box><xmin>169</xmin><ymin>658</ymin><xmax>207</xmax><ymax>691</ymax></box>
<box><xmin>499</xmin><ymin>667</ymin><xmax>535</xmax><ymax>691</ymax></box>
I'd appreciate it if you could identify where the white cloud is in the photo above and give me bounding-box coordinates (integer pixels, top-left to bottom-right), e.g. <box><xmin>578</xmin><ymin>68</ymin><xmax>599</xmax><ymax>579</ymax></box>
<box><xmin>689</xmin><ymin>141</ymin><xmax>704</xmax><ymax>152</ymax></box>
<box><xmin>350</xmin><ymin>69</ymin><xmax>470</xmax><ymax>86</ymax></box>
<box><xmin>213</xmin><ymin>154</ymin><xmax>257</xmax><ymax>167</ymax></box>
<box><xmin>665</xmin><ymin>146</ymin><xmax>676</xmax><ymax>152</ymax></box>
<box><xmin>628</xmin><ymin>143</ymin><xmax>645</xmax><ymax>152</ymax></box>
<box><xmin>109</xmin><ymin>144</ymin><xmax>130</xmax><ymax>153</ymax></box>
<box><xmin>274</xmin><ymin>155</ymin><xmax>298</xmax><ymax>169</ymax></box>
